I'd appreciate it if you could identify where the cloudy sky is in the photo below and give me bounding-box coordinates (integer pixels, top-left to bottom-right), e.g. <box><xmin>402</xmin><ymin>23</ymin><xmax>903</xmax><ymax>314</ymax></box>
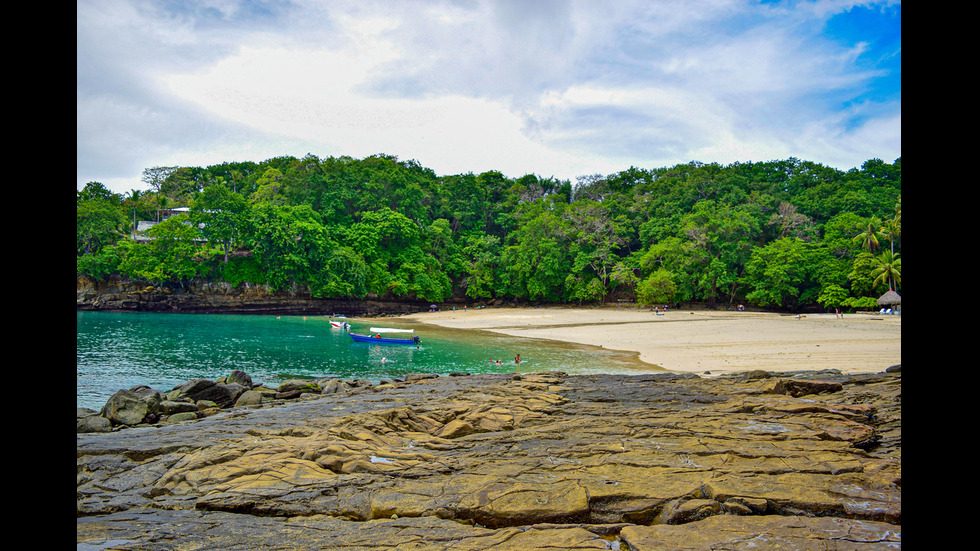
<box><xmin>77</xmin><ymin>0</ymin><xmax>901</xmax><ymax>194</ymax></box>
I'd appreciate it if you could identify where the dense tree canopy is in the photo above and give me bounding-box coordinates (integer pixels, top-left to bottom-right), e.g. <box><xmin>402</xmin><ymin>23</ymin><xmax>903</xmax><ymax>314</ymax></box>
<box><xmin>77</xmin><ymin>154</ymin><xmax>901</xmax><ymax>311</ymax></box>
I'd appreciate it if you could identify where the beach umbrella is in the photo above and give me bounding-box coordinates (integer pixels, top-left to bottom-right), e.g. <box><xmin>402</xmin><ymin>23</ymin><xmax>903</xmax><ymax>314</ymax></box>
<box><xmin>877</xmin><ymin>290</ymin><xmax>901</xmax><ymax>307</ymax></box>
<box><xmin>877</xmin><ymin>290</ymin><xmax>901</xmax><ymax>313</ymax></box>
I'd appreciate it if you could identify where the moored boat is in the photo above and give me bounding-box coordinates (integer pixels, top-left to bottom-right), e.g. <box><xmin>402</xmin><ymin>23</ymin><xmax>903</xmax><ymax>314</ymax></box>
<box><xmin>350</xmin><ymin>332</ymin><xmax>421</xmax><ymax>345</ymax></box>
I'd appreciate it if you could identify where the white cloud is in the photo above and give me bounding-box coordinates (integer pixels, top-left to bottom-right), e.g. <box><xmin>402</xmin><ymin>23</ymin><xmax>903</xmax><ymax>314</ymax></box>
<box><xmin>77</xmin><ymin>0</ymin><xmax>900</xmax><ymax>194</ymax></box>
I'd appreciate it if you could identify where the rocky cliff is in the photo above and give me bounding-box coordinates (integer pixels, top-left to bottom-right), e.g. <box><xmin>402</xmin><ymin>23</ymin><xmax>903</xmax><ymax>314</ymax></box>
<box><xmin>77</xmin><ymin>369</ymin><xmax>901</xmax><ymax>549</ymax></box>
<box><xmin>76</xmin><ymin>275</ymin><xmax>438</xmax><ymax>316</ymax></box>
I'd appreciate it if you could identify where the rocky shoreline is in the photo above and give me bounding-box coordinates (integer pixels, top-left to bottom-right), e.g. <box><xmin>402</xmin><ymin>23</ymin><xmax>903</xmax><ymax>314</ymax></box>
<box><xmin>76</xmin><ymin>275</ymin><xmax>461</xmax><ymax>316</ymax></box>
<box><xmin>77</xmin><ymin>367</ymin><xmax>901</xmax><ymax>549</ymax></box>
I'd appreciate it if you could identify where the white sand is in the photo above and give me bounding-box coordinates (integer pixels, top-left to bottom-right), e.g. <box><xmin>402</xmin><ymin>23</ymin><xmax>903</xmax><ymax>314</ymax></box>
<box><xmin>397</xmin><ymin>307</ymin><xmax>901</xmax><ymax>375</ymax></box>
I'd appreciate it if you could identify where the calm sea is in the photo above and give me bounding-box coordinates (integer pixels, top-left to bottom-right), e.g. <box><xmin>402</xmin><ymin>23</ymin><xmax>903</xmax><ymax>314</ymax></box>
<box><xmin>76</xmin><ymin>311</ymin><xmax>652</xmax><ymax>410</ymax></box>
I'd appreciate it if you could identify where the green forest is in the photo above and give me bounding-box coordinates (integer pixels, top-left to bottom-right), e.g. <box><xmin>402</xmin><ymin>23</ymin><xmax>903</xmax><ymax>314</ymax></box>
<box><xmin>77</xmin><ymin>154</ymin><xmax>901</xmax><ymax>311</ymax></box>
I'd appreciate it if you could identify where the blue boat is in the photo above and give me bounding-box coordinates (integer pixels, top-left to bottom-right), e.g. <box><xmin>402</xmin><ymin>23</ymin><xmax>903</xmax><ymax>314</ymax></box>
<box><xmin>350</xmin><ymin>332</ymin><xmax>421</xmax><ymax>345</ymax></box>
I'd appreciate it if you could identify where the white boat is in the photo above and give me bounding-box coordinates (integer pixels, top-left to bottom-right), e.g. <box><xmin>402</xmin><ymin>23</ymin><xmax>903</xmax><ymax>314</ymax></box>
<box><xmin>369</xmin><ymin>327</ymin><xmax>414</xmax><ymax>333</ymax></box>
<box><xmin>330</xmin><ymin>320</ymin><xmax>350</xmax><ymax>329</ymax></box>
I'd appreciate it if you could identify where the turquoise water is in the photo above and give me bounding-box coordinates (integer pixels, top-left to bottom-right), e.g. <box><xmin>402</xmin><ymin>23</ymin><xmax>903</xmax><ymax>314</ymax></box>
<box><xmin>76</xmin><ymin>311</ymin><xmax>651</xmax><ymax>410</ymax></box>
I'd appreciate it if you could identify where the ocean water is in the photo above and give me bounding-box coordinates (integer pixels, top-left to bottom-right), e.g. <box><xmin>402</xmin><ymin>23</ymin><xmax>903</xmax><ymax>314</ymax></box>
<box><xmin>76</xmin><ymin>311</ymin><xmax>652</xmax><ymax>410</ymax></box>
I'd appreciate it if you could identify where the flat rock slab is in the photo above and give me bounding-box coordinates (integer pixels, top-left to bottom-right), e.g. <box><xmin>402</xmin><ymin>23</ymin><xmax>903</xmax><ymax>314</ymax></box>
<box><xmin>78</xmin><ymin>371</ymin><xmax>901</xmax><ymax>549</ymax></box>
<box><xmin>621</xmin><ymin>515</ymin><xmax>901</xmax><ymax>550</ymax></box>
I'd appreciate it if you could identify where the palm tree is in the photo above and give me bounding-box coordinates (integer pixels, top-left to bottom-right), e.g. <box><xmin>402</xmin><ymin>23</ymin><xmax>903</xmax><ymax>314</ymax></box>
<box><xmin>123</xmin><ymin>189</ymin><xmax>144</xmax><ymax>238</ymax></box>
<box><xmin>881</xmin><ymin>200</ymin><xmax>901</xmax><ymax>255</ymax></box>
<box><xmin>871</xmin><ymin>250</ymin><xmax>901</xmax><ymax>291</ymax></box>
<box><xmin>230</xmin><ymin>170</ymin><xmax>243</xmax><ymax>194</ymax></box>
<box><xmin>156</xmin><ymin>195</ymin><xmax>171</xmax><ymax>222</ymax></box>
<box><xmin>853</xmin><ymin>217</ymin><xmax>883</xmax><ymax>253</ymax></box>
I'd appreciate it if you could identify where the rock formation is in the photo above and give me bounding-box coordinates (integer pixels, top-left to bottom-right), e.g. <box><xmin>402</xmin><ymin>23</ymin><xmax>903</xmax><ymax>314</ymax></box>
<box><xmin>77</xmin><ymin>369</ymin><xmax>901</xmax><ymax>549</ymax></box>
<box><xmin>76</xmin><ymin>275</ymin><xmax>436</xmax><ymax>316</ymax></box>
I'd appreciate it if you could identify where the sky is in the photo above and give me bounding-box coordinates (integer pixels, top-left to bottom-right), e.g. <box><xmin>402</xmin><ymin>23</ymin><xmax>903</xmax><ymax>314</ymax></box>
<box><xmin>77</xmin><ymin>0</ymin><xmax>901</xmax><ymax>194</ymax></box>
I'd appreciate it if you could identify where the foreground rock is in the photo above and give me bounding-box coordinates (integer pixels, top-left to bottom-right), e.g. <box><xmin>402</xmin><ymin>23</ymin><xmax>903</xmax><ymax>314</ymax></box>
<box><xmin>76</xmin><ymin>370</ymin><xmax>378</xmax><ymax>431</ymax></box>
<box><xmin>77</xmin><ymin>370</ymin><xmax>901</xmax><ymax>549</ymax></box>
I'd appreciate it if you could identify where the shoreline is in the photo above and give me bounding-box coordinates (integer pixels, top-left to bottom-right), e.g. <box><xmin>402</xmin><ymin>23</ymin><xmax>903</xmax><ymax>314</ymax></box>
<box><xmin>397</xmin><ymin>306</ymin><xmax>901</xmax><ymax>376</ymax></box>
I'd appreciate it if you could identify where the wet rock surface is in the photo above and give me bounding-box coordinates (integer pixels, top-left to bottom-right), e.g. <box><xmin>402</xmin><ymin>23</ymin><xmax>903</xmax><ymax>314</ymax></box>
<box><xmin>77</xmin><ymin>370</ymin><xmax>901</xmax><ymax>549</ymax></box>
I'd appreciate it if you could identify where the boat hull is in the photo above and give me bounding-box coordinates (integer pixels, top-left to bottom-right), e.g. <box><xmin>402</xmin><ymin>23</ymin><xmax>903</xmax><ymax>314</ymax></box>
<box><xmin>350</xmin><ymin>332</ymin><xmax>419</xmax><ymax>345</ymax></box>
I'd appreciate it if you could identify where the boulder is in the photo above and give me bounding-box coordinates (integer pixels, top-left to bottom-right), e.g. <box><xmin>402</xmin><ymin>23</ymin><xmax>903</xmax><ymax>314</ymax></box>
<box><xmin>165</xmin><ymin>412</ymin><xmax>199</xmax><ymax>424</ymax></box>
<box><xmin>320</xmin><ymin>379</ymin><xmax>341</xmax><ymax>394</ymax></box>
<box><xmin>217</xmin><ymin>383</ymin><xmax>247</xmax><ymax>407</ymax></box>
<box><xmin>100</xmin><ymin>387</ymin><xmax>161</xmax><ymax>426</ymax></box>
<box><xmin>77</xmin><ymin>415</ymin><xmax>112</xmax><ymax>433</ymax></box>
<box><xmin>169</xmin><ymin>379</ymin><xmax>216</xmax><ymax>400</ymax></box>
<box><xmin>277</xmin><ymin>379</ymin><xmax>322</xmax><ymax>394</ymax></box>
<box><xmin>159</xmin><ymin>400</ymin><xmax>198</xmax><ymax>415</ymax></box>
<box><xmin>234</xmin><ymin>390</ymin><xmax>265</xmax><ymax>407</ymax></box>
<box><xmin>227</xmin><ymin>370</ymin><xmax>253</xmax><ymax>388</ymax></box>
<box><xmin>170</xmin><ymin>379</ymin><xmax>246</xmax><ymax>408</ymax></box>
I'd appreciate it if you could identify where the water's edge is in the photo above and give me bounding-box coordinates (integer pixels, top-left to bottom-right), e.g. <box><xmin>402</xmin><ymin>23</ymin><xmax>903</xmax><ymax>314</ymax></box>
<box><xmin>77</xmin><ymin>311</ymin><xmax>660</xmax><ymax>411</ymax></box>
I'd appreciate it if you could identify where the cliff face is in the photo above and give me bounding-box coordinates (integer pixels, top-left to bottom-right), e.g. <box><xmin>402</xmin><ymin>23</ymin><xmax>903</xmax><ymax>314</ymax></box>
<box><xmin>76</xmin><ymin>275</ymin><xmax>437</xmax><ymax>316</ymax></box>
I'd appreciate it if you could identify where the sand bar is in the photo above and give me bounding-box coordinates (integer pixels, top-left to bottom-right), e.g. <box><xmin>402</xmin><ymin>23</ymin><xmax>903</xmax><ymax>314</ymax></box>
<box><xmin>397</xmin><ymin>307</ymin><xmax>901</xmax><ymax>376</ymax></box>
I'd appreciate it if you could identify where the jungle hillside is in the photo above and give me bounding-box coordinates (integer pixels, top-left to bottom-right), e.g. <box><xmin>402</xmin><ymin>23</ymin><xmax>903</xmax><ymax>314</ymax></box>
<box><xmin>77</xmin><ymin>154</ymin><xmax>901</xmax><ymax>311</ymax></box>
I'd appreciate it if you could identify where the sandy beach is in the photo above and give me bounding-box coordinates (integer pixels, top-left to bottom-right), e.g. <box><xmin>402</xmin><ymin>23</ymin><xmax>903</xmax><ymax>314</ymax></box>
<box><xmin>398</xmin><ymin>306</ymin><xmax>901</xmax><ymax>376</ymax></box>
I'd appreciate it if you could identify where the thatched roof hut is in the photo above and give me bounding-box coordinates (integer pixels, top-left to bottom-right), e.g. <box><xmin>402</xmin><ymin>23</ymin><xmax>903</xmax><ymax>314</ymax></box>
<box><xmin>877</xmin><ymin>290</ymin><xmax>901</xmax><ymax>311</ymax></box>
